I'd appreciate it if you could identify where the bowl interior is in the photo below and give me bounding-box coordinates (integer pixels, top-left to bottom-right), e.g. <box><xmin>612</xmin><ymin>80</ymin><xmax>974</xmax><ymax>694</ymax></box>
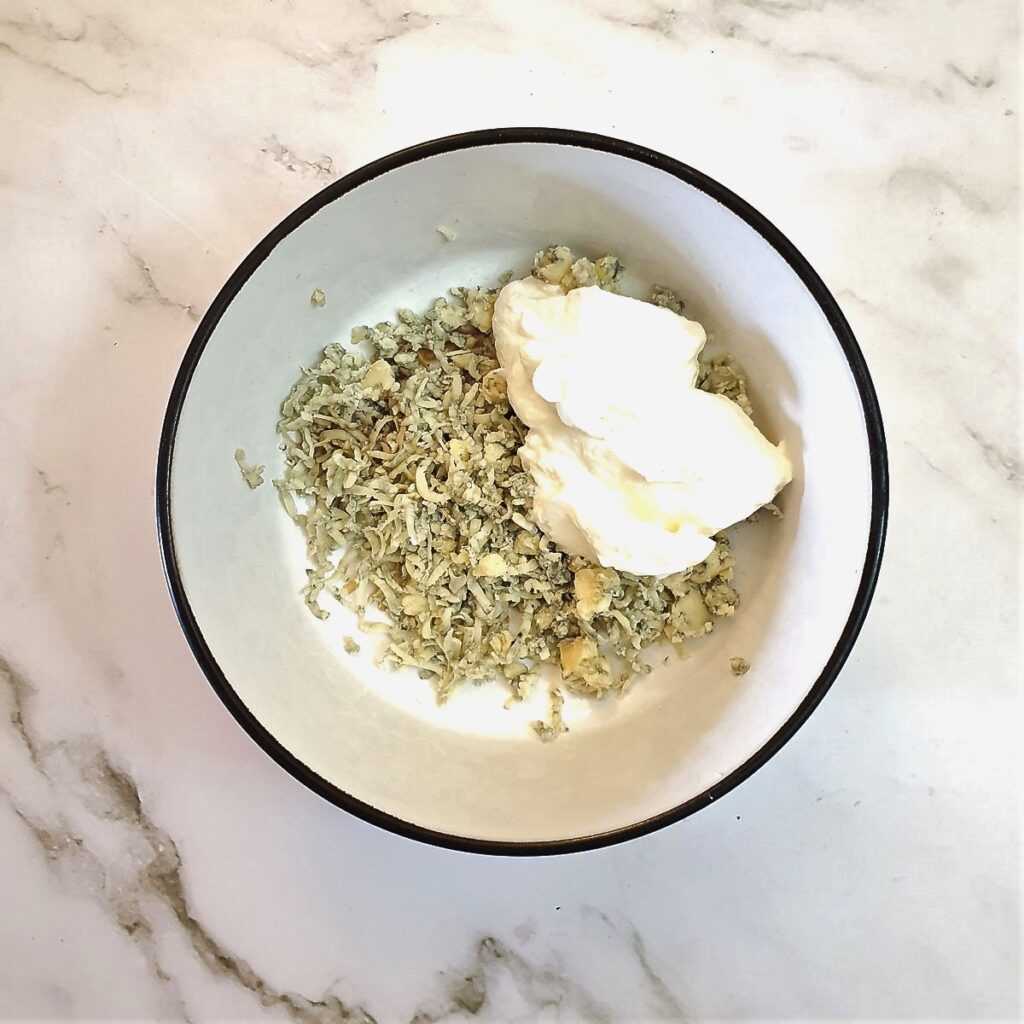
<box><xmin>167</xmin><ymin>139</ymin><xmax>875</xmax><ymax>846</ymax></box>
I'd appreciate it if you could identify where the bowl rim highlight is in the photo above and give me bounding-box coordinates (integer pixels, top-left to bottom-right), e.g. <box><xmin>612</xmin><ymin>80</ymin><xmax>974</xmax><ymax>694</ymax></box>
<box><xmin>156</xmin><ymin>127</ymin><xmax>889</xmax><ymax>856</ymax></box>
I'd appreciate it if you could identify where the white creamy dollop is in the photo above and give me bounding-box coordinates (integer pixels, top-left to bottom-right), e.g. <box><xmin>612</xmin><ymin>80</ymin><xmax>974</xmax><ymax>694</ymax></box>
<box><xmin>492</xmin><ymin>277</ymin><xmax>793</xmax><ymax>577</ymax></box>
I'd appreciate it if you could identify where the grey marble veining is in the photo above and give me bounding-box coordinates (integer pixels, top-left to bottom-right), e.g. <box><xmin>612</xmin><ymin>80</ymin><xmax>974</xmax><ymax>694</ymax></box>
<box><xmin>2</xmin><ymin>653</ymin><xmax>647</xmax><ymax>1020</ymax></box>
<box><xmin>0</xmin><ymin>0</ymin><xmax>1018</xmax><ymax>1020</ymax></box>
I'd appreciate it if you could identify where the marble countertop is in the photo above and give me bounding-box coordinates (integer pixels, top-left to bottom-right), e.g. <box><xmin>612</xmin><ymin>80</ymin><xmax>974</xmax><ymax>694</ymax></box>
<box><xmin>0</xmin><ymin>0</ymin><xmax>1018</xmax><ymax>1020</ymax></box>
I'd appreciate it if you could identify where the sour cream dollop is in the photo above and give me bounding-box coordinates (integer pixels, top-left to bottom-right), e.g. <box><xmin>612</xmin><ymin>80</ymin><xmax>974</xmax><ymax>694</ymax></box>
<box><xmin>491</xmin><ymin>277</ymin><xmax>792</xmax><ymax>577</ymax></box>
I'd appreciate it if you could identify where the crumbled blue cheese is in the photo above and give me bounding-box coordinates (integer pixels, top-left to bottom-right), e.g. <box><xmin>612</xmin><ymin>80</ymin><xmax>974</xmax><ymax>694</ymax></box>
<box><xmin>233</xmin><ymin>448</ymin><xmax>264</xmax><ymax>489</ymax></box>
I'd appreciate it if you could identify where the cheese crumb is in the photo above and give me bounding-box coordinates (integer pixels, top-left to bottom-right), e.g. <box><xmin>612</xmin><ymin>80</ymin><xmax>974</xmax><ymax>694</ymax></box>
<box><xmin>233</xmin><ymin>448</ymin><xmax>264</xmax><ymax>489</ymax></box>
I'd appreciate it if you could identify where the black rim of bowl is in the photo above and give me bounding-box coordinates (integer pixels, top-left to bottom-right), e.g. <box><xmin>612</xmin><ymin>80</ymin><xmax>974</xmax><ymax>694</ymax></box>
<box><xmin>156</xmin><ymin>127</ymin><xmax>889</xmax><ymax>856</ymax></box>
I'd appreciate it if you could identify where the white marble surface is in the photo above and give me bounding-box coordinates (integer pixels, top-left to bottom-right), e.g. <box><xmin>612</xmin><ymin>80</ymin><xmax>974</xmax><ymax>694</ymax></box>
<box><xmin>0</xmin><ymin>0</ymin><xmax>1019</xmax><ymax>1020</ymax></box>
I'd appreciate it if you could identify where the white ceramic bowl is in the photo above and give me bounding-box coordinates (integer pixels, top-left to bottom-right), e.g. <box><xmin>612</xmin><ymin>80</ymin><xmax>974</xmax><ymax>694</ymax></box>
<box><xmin>158</xmin><ymin>129</ymin><xmax>887</xmax><ymax>854</ymax></box>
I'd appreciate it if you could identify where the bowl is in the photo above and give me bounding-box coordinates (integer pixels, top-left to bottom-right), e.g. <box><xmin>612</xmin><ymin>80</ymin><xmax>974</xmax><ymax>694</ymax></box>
<box><xmin>157</xmin><ymin>128</ymin><xmax>887</xmax><ymax>854</ymax></box>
